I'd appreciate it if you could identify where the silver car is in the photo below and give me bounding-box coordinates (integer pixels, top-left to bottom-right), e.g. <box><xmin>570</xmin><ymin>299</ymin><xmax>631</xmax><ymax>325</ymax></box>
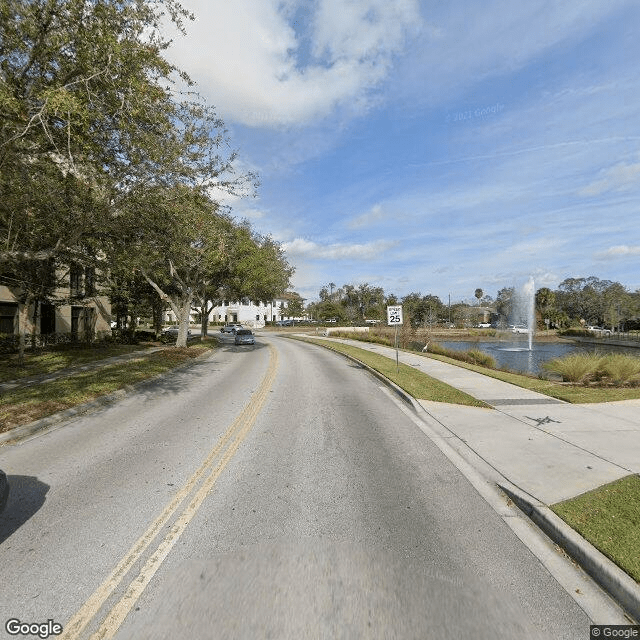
<box><xmin>221</xmin><ymin>323</ymin><xmax>243</xmax><ymax>334</ymax></box>
<box><xmin>234</xmin><ymin>329</ymin><xmax>255</xmax><ymax>345</ymax></box>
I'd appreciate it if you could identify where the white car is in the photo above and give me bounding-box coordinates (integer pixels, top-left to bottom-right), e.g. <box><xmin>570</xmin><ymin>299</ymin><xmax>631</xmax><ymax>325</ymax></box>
<box><xmin>586</xmin><ymin>326</ymin><xmax>611</xmax><ymax>335</ymax></box>
<box><xmin>510</xmin><ymin>325</ymin><xmax>529</xmax><ymax>334</ymax></box>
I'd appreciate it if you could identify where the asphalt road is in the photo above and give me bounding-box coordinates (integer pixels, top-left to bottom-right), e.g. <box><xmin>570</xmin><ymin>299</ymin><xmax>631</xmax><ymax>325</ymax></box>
<box><xmin>0</xmin><ymin>333</ymin><xmax>595</xmax><ymax>639</ymax></box>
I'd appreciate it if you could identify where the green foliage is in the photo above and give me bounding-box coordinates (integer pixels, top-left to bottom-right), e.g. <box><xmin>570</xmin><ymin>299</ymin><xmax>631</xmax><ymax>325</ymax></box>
<box><xmin>600</xmin><ymin>354</ymin><xmax>640</xmax><ymax>386</ymax></box>
<box><xmin>1</xmin><ymin>0</ymin><xmax>262</xmax><ymax>351</ymax></box>
<box><xmin>543</xmin><ymin>353</ymin><xmax>604</xmax><ymax>383</ymax></box>
<box><xmin>544</xmin><ymin>352</ymin><xmax>640</xmax><ymax>386</ymax></box>
<box><xmin>466</xmin><ymin>349</ymin><xmax>496</xmax><ymax>368</ymax></box>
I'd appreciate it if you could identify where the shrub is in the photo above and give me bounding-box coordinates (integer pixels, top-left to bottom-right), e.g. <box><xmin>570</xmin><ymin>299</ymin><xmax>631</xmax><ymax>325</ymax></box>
<box><xmin>466</xmin><ymin>349</ymin><xmax>496</xmax><ymax>368</ymax></box>
<box><xmin>543</xmin><ymin>353</ymin><xmax>604</xmax><ymax>383</ymax></box>
<box><xmin>599</xmin><ymin>354</ymin><xmax>640</xmax><ymax>386</ymax></box>
<box><xmin>559</xmin><ymin>328</ymin><xmax>596</xmax><ymax>338</ymax></box>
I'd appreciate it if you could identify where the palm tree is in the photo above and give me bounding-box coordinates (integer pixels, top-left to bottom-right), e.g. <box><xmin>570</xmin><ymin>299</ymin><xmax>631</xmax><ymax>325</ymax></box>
<box><xmin>474</xmin><ymin>288</ymin><xmax>483</xmax><ymax>305</ymax></box>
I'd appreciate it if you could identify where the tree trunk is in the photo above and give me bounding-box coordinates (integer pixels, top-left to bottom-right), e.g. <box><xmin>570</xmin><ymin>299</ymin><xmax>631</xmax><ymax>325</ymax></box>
<box><xmin>152</xmin><ymin>298</ymin><xmax>163</xmax><ymax>338</ymax></box>
<box><xmin>139</xmin><ymin>268</ymin><xmax>192</xmax><ymax>348</ymax></box>
<box><xmin>199</xmin><ymin>296</ymin><xmax>213</xmax><ymax>337</ymax></box>
<box><xmin>176</xmin><ymin>295</ymin><xmax>192</xmax><ymax>347</ymax></box>
<box><xmin>17</xmin><ymin>294</ymin><xmax>35</xmax><ymax>366</ymax></box>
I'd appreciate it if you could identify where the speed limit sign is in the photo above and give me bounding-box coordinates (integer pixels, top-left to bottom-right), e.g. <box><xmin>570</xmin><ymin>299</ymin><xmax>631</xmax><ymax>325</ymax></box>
<box><xmin>387</xmin><ymin>305</ymin><xmax>403</xmax><ymax>326</ymax></box>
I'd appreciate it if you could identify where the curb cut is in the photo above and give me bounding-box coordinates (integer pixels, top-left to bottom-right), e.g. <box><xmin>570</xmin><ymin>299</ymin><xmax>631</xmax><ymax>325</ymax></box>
<box><xmin>0</xmin><ymin>347</ymin><xmax>216</xmax><ymax>446</ymax></box>
<box><xmin>499</xmin><ymin>484</ymin><xmax>640</xmax><ymax>623</ymax></box>
<box><xmin>297</xmin><ymin>335</ymin><xmax>640</xmax><ymax>622</ymax></box>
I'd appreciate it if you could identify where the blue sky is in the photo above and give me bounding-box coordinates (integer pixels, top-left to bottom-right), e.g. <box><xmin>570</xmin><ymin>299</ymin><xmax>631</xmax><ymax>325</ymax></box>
<box><xmin>166</xmin><ymin>0</ymin><xmax>640</xmax><ymax>304</ymax></box>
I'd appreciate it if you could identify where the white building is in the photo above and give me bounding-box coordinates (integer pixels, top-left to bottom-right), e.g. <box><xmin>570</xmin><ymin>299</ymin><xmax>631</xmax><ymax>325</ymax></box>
<box><xmin>209</xmin><ymin>295</ymin><xmax>296</xmax><ymax>328</ymax></box>
<box><xmin>165</xmin><ymin>293</ymin><xmax>302</xmax><ymax>328</ymax></box>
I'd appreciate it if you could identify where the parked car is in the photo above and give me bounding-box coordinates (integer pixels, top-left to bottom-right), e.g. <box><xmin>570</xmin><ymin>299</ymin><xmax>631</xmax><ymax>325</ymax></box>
<box><xmin>221</xmin><ymin>323</ymin><xmax>243</xmax><ymax>333</ymax></box>
<box><xmin>162</xmin><ymin>326</ymin><xmax>192</xmax><ymax>336</ymax></box>
<box><xmin>586</xmin><ymin>326</ymin><xmax>612</xmax><ymax>335</ymax></box>
<box><xmin>0</xmin><ymin>469</ymin><xmax>9</xmax><ymax>514</ymax></box>
<box><xmin>509</xmin><ymin>324</ymin><xmax>529</xmax><ymax>334</ymax></box>
<box><xmin>234</xmin><ymin>329</ymin><xmax>255</xmax><ymax>345</ymax></box>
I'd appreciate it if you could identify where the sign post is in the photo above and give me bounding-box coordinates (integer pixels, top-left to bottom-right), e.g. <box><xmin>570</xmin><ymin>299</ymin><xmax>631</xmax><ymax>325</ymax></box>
<box><xmin>386</xmin><ymin>305</ymin><xmax>403</xmax><ymax>372</ymax></box>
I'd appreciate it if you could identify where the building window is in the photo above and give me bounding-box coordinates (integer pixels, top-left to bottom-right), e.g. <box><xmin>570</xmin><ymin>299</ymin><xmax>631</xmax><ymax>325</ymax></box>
<box><xmin>71</xmin><ymin>306</ymin><xmax>82</xmax><ymax>339</ymax></box>
<box><xmin>0</xmin><ymin>303</ymin><xmax>18</xmax><ymax>334</ymax></box>
<box><xmin>40</xmin><ymin>303</ymin><xmax>56</xmax><ymax>335</ymax></box>
<box><xmin>70</xmin><ymin>265</ymin><xmax>83</xmax><ymax>298</ymax></box>
<box><xmin>85</xmin><ymin>267</ymin><xmax>96</xmax><ymax>296</ymax></box>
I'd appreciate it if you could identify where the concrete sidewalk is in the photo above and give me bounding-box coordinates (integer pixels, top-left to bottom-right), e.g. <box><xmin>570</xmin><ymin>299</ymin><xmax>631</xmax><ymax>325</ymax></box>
<box><xmin>314</xmin><ymin>336</ymin><xmax>640</xmax><ymax>506</ymax></box>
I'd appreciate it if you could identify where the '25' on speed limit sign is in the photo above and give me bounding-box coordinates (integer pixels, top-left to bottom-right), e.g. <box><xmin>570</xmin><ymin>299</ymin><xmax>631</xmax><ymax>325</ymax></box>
<box><xmin>387</xmin><ymin>305</ymin><xmax>403</xmax><ymax>326</ymax></box>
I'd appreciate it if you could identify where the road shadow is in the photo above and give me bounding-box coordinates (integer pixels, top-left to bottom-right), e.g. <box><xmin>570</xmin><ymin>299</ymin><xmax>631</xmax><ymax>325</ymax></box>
<box><xmin>130</xmin><ymin>339</ymin><xmax>268</xmax><ymax>402</ymax></box>
<box><xmin>220</xmin><ymin>342</ymin><xmax>269</xmax><ymax>354</ymax></box>
<box><xmin>0</xmin><ymin>475</ymin><xmax>50</xmax><ymax>544</ymax></box>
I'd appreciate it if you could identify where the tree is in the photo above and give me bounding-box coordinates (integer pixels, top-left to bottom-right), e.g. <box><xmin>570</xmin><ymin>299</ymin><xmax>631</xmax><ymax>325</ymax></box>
<box><xmin>401</xmin><ymin>292</ymin><xmax>445</xmax><ymax>327</ymax></box>
<box><xmin>314</xmin><ymin>301</ymin><xmax>345</xmax><ymax>322</ymax></box>
<box><xmin>474</xmin><ymin>288</ymin><xmax>483</xmax><ymax>305</ymax></box>
<box><xmin>284</xmin><ymin>294</ymin><xmax>305</xmax><ymax>321</ymax></box>
<box><xmin>107</xmin><ymin>185</ymin><xmax>229</xmax><ymax>346</ymax></box>
<box><xmin>1</xmin><ymin>0</ymin><xmax>257</xmax><ymax>351</ymax></box>
<box><xmin>495</xmin><ymin>287</ymin><xmax>515</xmax><ymax>323</ymax></box>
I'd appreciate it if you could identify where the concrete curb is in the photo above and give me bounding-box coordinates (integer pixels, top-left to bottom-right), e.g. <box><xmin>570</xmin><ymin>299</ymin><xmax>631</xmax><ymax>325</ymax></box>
<box><xmin>499</xmin><ymin>484</ymin><xmax>640</xmax><ymax>624</ymax></box>
<box><xmin>0</xmin><ymin>347</ymin><xmax>216</xmax><ymax>446</ymax></box>
<box><xmin>298</xmin><ymin>335</ymin><xmax>640</xmax><ymax>622</ymax></box>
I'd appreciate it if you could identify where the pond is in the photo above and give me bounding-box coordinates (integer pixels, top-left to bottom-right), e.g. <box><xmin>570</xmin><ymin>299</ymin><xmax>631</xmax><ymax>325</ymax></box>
<box><xmin>435</xmin><ymin>339</ymin><xmax>638</xmax><ymax>375</ymax></box>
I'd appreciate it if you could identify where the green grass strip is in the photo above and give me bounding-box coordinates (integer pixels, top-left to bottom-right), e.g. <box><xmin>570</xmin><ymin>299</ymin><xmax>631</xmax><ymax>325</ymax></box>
<box><xmin>551</xmin><ymin>475</ymin><xmax>640</xmax><ymax>582</ymax></box>
<box><xmin>0</xmin><ymin>344</ymin><xmax>215</xmax><ymax>432</ymax></box>
<box><xmin>0</xmin><ymin>344</ymin><xmax>154</xmax><ymax>383</ymax></box>
<box><xmin>296</xmin><ymin>337</ymin><xmax>489</xmax><ymax>407</ymax></box>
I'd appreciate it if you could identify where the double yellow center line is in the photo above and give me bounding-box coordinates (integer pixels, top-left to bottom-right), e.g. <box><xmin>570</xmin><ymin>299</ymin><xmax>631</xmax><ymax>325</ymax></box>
<box><xmin>61</xmin><ymin>344</ymin><xmax>278</xmax><ymax>640</ymax></box>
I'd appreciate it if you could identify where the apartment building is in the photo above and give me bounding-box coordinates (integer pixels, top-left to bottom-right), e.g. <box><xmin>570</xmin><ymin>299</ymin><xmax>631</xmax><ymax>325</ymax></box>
<box><xmin>0</xmin><ymin>263</ymin><xmax>111</xmax><ymax>342</ymax></box>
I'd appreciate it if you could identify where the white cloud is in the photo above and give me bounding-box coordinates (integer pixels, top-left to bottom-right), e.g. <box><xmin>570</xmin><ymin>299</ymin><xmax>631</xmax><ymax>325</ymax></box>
<box><xmin>596</xmin><ymin>245</ymin><xmax>640</xmax><ymax>259</ymax></box>
<box><xmin>167</xmin><ymin>0</ymin><xmax>421</xmax><ymax>127</ymax></box>
<box><xmin>283</xmin><ymin>237</ymin><xmax>398</xmax><ymax>260</ymax></box>
<box><xmin>347</xmin><ymin>204</ymin><xmax>387</xmax><ymax>229</ymax></box>
<box><xmin>578</xmin><ymin>161</ymin><xmax>640</xmax><ymax>197</ymax></box>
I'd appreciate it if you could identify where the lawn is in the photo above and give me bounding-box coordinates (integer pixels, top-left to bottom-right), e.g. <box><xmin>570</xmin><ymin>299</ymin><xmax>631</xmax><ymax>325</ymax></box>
<box><xmin>0</xmin><ymin>343</ymin><xmax>216</xmax><ymax>433</ymax></box>
<box><xmin>551</xmin><ymin>475</ymin><xmax>640</xmax><ymax>583</ymax></box>
<box><xmin>0</xmin><ymin>343</ymin><xmax>154</xmax><ymax>383</ymax></box>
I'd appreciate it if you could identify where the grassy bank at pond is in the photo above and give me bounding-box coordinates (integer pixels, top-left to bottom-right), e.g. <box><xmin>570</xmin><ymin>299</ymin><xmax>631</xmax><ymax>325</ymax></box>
<box><xmin>293</xmin><ymin>337</ymin><xmax>489</xmax><ymax>408</ymax></box>
<box><xmin>423</xmin><ymin>351</ymin><xmax>640</xmax><ymax>403</ymax></box>
<box><xmin>320</xmin><ymin>330</ymin><xmax>640</xmax><ymax>403</ymax></box>
<box><xmin>0</xmin><ymin>342</ymin><xmax>217</xmax><ymax>433</ymax></box>
<box><xmin>552</xmin><ymin>475</ymin><xmax>640</xmax><ymax>583</ymax></box>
